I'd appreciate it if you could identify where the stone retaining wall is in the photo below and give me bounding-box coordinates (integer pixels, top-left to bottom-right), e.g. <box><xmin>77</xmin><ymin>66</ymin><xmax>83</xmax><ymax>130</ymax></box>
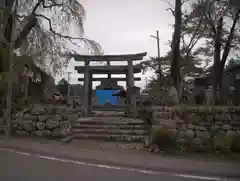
<box><xmin>0</xmin><ymin>105</ymin><xmax>85</xmax><ymax>139</ymax></box>
<box><xmin>140</xmin><ymin>106</ymin><xmax>240</xmax><ymax>150</ymax></box>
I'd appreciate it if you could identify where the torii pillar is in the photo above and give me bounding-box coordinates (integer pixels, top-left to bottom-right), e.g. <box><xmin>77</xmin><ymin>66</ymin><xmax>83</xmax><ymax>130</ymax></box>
<box><xmin>126</xmin><ymin>59</ymin><xmax>136</xmax><ymax>117</ymax></box>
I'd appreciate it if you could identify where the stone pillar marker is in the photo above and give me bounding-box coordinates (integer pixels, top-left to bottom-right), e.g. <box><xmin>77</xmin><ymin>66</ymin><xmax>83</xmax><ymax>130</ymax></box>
<box><xmin>107</xmin><ymin>60</ymin><xmax>111</xmax><ymax>79</ymax></box>
<box><xmin>88</xmin><ymin>73</ymin><xmax>93</xmax><ymax>113</ymax></box>
<box><xmin>127</xmin><ymin>59</ymin><xmax>136</xmax><ymax>117</ymax></box>
<box><xmin>83</xmin><ymin>60</ymin><xmax>90</xmax><ymax>115</ymax></box>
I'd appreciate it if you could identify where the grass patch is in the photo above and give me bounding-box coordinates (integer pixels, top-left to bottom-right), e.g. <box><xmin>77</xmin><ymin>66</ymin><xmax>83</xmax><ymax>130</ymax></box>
<box><xmin>173</xmin><ymin>104</ymin><xmax>240</xmax><ymax>114</ymax></box>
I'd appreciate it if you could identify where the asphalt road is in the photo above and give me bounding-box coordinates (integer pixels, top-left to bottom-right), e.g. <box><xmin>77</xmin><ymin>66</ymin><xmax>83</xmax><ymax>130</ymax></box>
<box><xmin>0</xmin><ymin>150</ymin><xmax>225</xmax><ymax>181</ymax></box>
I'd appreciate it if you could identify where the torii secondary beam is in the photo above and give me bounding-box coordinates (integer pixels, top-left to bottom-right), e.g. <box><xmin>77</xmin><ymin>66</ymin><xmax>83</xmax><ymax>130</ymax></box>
<box><xmin>78</xmin><ymin>77</ymin><xmax>141</xmax><ymax>81</ymax></box>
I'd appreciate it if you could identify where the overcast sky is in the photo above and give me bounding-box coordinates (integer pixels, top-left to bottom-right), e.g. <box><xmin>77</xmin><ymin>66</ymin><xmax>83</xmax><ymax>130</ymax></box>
<box><xmin>62</xmin><ymin>0</ymin><xmax>174</xmax><ymax>89</ymax></box>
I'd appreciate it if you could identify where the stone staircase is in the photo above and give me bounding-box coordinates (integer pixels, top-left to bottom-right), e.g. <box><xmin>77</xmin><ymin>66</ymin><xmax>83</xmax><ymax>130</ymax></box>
<box><xmin>64</xmin><ymin>112</ymin><xmax>149</xmax><ymax>143</ymax></box>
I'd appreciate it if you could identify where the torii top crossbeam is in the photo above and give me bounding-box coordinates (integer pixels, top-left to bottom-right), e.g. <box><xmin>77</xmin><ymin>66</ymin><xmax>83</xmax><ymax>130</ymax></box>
<box><xmin>72</xmin><ymin>52</ymin><xmax>147</xmax><ymax>62</ymax></box>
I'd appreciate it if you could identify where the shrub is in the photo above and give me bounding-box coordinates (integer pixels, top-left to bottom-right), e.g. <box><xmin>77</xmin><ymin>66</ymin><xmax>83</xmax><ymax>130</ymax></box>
<box><xmin>151</xmin><ymin>126</ymin><xmax>176</xmax><ymax>150</ymax></box>
<box><xmin>231</xmin><ymin>135</ymin><xmax>240</xmax><ymax>153</ymax></box>
<box><xmin>213</xmin><ymin>132</ymin><xmax>232</xmax><ymax>154</ymax></box>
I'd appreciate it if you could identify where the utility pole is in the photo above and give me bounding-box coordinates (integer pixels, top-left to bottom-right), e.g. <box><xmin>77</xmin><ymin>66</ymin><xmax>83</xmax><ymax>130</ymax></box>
<box><xmin>150</xmin><ymin>30</ymin><xmax>161</xmax><ymax>76</ymax></box>
<box><xmin>156</xmin><ymin>30</ymin><xmax>160</xmax><ymax>59</ymax></box>
<box><xmin>150</xmin><ymin>30</ymin><xmax>160</xmax><ymax>59</ymax></box>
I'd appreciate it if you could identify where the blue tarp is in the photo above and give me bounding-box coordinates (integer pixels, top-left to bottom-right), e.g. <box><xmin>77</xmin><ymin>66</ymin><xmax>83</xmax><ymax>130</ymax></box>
<box><xmin>95</xmin><ymin>90</ymin><xmax>119</xmax><ymax>105</ymax></box>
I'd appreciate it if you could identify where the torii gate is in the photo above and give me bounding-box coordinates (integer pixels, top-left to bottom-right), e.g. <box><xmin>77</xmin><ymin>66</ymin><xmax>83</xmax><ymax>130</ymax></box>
<box><xmin>72</xmin><ymin>52</ymin><xmax>147</xmax><ymax>116</ymax></box>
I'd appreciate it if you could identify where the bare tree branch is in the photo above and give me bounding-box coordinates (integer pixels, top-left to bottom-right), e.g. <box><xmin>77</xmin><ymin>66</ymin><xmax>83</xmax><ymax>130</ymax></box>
<box><xmin>166</xmin><ymin>8</ymin><xmax>175</xmax><ymax>16</ymax></box>
<box><xmin>42</xmin><ymin>0</ymin><xmax>63</xmax><ymax>8</ymax></box>
<box><xmin>184</xmin><ymin>20</ymin><xmax>204</xmax><ymax>57</ymax></box>
<box><xmin>162</xmin><ymin>0</ymin><xmax>174</xmax><ymax>8</ymax></box>
<box><xmin>10</xmin><ymin>0</ymin><xmax>102</xmax><ymax>74</ymax></box>
<box><xmin>205</xmin><ymin>12</ymin><xmax>217</xmax><ymax>35</ymax></box>
<box><xmin>34</xmin><ymin>13</ymin><xmax>102</xmax><ymax>55</ymax></box>
<box><xmin>32</xmin><ymin>0</ymin><xmax>43</xmax><ymax>14</ymax></box>
<box><xmin>35</xmin><ymin>13</ymin><xmax>84</xmax><ymax>40</ymax></box>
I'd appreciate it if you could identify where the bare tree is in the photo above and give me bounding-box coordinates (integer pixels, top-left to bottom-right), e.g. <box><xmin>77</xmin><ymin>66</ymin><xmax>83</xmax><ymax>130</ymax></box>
<box><xmin>0</xmin><ymin>0</ymin><xmax>102</xmax><ymax>138</ymax></box>
<box><xmin>190</xmin><ymin>0</ymin><xmax>240</xmax><ymax>104</ymax></box>
<box><xmin>1</xmin><ymin>0</ymin><xmax>102</xmax><ymax>74</ymax></box>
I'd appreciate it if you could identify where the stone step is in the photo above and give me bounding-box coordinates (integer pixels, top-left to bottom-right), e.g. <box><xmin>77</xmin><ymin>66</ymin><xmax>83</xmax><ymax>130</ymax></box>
<box><xmin>152</xmin><ymin>112</ymin><xmax>173</xmax><ymax>119</ymax></box>
<box><xmin>71</xmin><ymin>128</ymin><xmax>148</xmax><ymax>135</ymax></box>
<box><xmin>75</xmin><ymin>116</ymin><xmax>145</xmax><ymax>120</ymax></box>
<box><xmin>63</xmin><ymin>116</ymin><xmax>148</xmax><ymax>143</ymax></box>
<box><xmin>92</xmin><ymin>106</ymin><xmax>125</xmax><ymax>112</ymax></box>
<box><xmin>63</xmin><ymin>133</ymin><xmax>145</xmax><ymax>143</ymax></box>
<box><xmin>150</xmin><ymin>106</ymin><xmax>173</xmax><ymax>112</ymax></box>
<box><xmin>74</xmin><ymin>117</ymin><xmax>145</xmax><ymax>125</ymax></box>
<box><xmin>72</xmin><ymin>124</ymin><xmax>148</xmax><ymax>130</ymax></box>
<box><xmin>89</xmin><ymin>111</ymin><xmax>125</xmax><ymax>117</ymax></box>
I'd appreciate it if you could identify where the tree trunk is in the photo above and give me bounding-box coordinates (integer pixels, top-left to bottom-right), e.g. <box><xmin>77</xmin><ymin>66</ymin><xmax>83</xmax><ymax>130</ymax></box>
<box><xmin>14</xmin><ymin>16</ymin><xmax>37</xmax><ymax>49</ymax></box>
<box><xmin>4</xmin><ymin>37</ymin><xmax>14</xmax><ymax>139</ymax></box>
<box><xmin>218</xmin><ymin>11</ymin><xmax>239</xmax><ymax>103</ymax></box>
<box><xmin>170</xmin><ymin>0</ymin><xmax>182</xmax><ymax>94</ymax></box>
<box><xmin>212</xmin><ymin>17</ymin><xmax>223</xmax><ymax>105</ymax></box>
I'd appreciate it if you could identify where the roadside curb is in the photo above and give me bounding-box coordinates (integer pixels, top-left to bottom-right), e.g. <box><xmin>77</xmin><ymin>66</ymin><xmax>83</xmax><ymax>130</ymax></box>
<box><xmin>0</xmin><ymin>142</ymin><xmax>240</xmax><ymax>179</ymax></box>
